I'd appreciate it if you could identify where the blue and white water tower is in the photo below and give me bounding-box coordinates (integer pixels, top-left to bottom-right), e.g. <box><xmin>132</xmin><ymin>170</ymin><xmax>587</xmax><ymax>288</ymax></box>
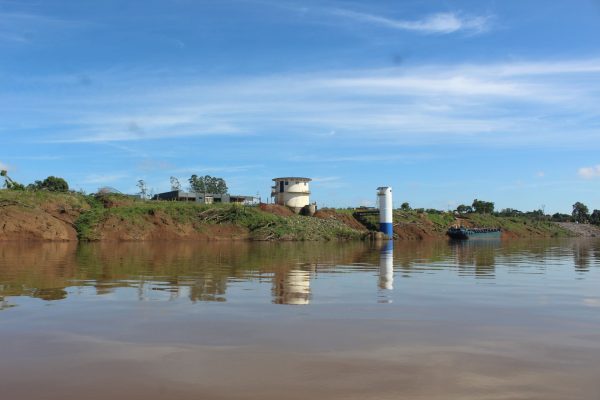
<box><xmin>377</xmin><ymin>187</ymin><xmax>393</xmax><ymax>237</ymax></box>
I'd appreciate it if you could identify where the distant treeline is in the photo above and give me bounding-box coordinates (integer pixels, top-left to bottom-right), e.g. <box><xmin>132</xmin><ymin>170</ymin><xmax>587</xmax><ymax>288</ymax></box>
<box><xmin>2</xmin><ymin>171</ymin><xmax>598</xmax><ymax>226</ymax></box>
<box><xmin>397</xmin><ymin>199</ymin><xmax>600</xmax><ymax>226</ymax></box>
<box><xmin>1</xmin><ymin>170</ymin><xmax>69</xmax><ymax>192</ymax></box>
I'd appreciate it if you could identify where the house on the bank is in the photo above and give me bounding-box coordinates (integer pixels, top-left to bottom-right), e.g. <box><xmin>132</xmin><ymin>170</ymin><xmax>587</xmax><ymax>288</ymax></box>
<box><xmin>152</xmin><ymin>190</ymin><xmax>258</xmax><ymax>205</ymax></box>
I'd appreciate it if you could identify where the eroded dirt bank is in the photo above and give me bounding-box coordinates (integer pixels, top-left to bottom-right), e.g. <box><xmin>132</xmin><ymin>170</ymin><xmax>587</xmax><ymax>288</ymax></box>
<box><xmin>0</xmin><ymin>192</ymin><xmax>575</xmax><ymax>242</ymax></box>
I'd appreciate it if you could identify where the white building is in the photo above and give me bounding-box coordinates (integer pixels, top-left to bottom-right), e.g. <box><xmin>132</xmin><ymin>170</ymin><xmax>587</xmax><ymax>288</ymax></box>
<box><xmin>271</xmin><ymin>177</ymin><xmax>311</xmax><ymax>213</ymax></box>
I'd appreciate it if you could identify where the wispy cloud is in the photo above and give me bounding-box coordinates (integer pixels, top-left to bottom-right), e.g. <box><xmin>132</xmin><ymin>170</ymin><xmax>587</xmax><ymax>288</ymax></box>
<box><xmin>257</xmin><ymin>2</ymin><xmax>492</xmax><ymax>35</ymax></box>
<box><xmin>137</xmin><ymin>159</ymin><xmax>175</xmax><ymax>172</ymax></box>
<box><xmin>311</xmin><ymin>176</ymin><xmax>347</xmax><ymax>189</ymax></box>
<box><xmin>6</xmin><ymin>155</ymin><xmax>64</xmax><ymax>160</ymax></box>
<box><xmin>172</xmin><ymin>164</ymin><xmax>262</xmax><ymax>174</ymax></box>
<box><xmin>329</xmin><ymin>10</ymin><xmax>490</xmax><ymax>34</ymax></box>
<box><xmin>81</xmin><ymin>173</ymin><xmax>129</xmax><ymax>185</ymax></box>
<box><xmin>4</xmin><ymin>58</ymin><xmax>600</xmax><ymax>148</ymax></box>
<box><xmin>578</xmin><ymin>165</ymin><xmax>600</xmax><ymax>179</ymax></box>
<box><xmin>312</xmin><ymin>176</ymin><xmax>341</xmax><ymax>183</ymax></box>
<box><xmin>0</xmin><ymin>11</ymin><xmax>88</xmax><ymax>44</ymax></box>
<box><xmin>289</xmin><ymin>153</ymin><xmax>439</xmax><ymax>163</ymax></box>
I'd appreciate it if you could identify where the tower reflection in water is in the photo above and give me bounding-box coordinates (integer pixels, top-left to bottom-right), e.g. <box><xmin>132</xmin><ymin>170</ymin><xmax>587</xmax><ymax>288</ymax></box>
<box><xmin>378</xmin><ymin>240</ymin><xmax>394</xmax><ymax>303</ymax></box>
<box><xmin>272</xmin><ymin>266</ymin><xmax>315</xmax><ymax>305</ymax></box>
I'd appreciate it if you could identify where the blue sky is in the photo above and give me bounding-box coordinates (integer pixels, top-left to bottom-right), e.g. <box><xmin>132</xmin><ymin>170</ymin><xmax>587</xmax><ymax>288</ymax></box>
<box><xmin>1</xmin><ymin>0</ymin><xmax>600</xmax><ymax>212</ymax></box>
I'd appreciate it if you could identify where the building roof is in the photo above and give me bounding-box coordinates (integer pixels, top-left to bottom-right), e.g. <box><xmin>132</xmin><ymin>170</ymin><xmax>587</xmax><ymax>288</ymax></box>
<box><xmin>272</xmin><ymin>177</ymin><xmax>312</xmax><ymax>182</ymax></box>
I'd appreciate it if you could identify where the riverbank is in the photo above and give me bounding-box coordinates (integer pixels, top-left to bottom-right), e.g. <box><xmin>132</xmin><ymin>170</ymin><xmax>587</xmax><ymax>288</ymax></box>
<box><xmin>557</xmin><ymin>222</ymin><xmax>600</xmax><ymax>237</ymax></box>
<box><xmin>0</xmin><ymin>191</ymin><xmax>574</xmax><ymax>241</ymax></box>
<box><xmin>346</xmin><ymin>209</ymin><xmax>572</xmax><ymax>240</ymax></box>
<box><xmin>0</xmin><ymin>191</ymin><xmax>364</xmax><ymax>241</ymax></box>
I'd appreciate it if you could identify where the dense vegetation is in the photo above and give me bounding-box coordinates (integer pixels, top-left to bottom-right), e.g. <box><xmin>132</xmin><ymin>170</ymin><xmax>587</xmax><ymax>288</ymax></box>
<box><xmin>73</xmin><ymin>194</ymin><xmax>363</xmax><ymax>241</ymax></box>
<box><xmin>351</xmin><ymin>207</ymin><xmax>570</xmax><ymax>238</ymax></box>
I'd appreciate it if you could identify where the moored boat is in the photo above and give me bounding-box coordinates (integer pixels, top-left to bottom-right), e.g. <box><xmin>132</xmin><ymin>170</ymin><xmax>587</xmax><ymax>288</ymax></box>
<box><xmin>447</xmin><ymin>226</ymin><xmax>501</xmax><ymax>240</ymax></box>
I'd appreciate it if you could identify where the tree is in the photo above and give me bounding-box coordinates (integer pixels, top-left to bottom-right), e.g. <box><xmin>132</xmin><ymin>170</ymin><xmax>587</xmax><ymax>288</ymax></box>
<box><xmin>0</xmin><ymin>170</ymin><xmax>25</xmax><ymax>190</ymax></box>
<box><xmin>188</xmin><ymin>175</ymin><xmax>228</xmax><ymax>195</ymax></box>
<box><xmin>137</xmin><ymin>179</ymin><xmax>149</xmax><ymax>200</ymax></box>
<box><xmin>456</xmin><ymin>204</ymin><xmax>473</xmax><ymax>214</ymax></box>
<box><xmin>188</xmin><ymin>175</ymin><xmax>203</xmax><ymax>193</ymax></box>
<box><xmin>524</xmin><ymin>209</ymin><xmax>546</xmax><ymax>220</ymax></box>
<box><xmin>472</xmin><ymin>199</ymin><xmax>494</xmax><ymax>214</ymax></box>
<box><xmin>498</xmin><ymin>208</ymin><xmax>522</xmax><ymax>217</ymax></box>
<box><xmin>170</xmin><ymin>176</ymin><xmax>181</xmax><ymax>191</ymax></box>
<box><xmin>590</xmin><ymin>210</ymin><xmax>600</xmax><ymax>225</ymax></box>
<box><xmin>400</xmin><ymin>202</ymin><xmax>411</xmax><ymax>211</ymax></box>
<box><xmin>29</xmin><ymin>176</ymin><xmax>69</xmax><ymax>192</ymax></box>
<box><xmin>551</xmin><ymin>213</ymin><xmax>572</xmax><ymax>222</ymax></box>
<box><xmin>572</xmin><ymin>202</ymin><xmax>590</xmax><ymax>223</ymax></box>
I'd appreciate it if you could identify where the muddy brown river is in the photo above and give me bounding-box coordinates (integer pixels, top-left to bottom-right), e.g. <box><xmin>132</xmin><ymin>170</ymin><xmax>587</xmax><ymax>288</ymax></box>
<box><xmin>1</xmin><ymin>239</ymin><xmax>600</xmax><ymax>399</ymax></box>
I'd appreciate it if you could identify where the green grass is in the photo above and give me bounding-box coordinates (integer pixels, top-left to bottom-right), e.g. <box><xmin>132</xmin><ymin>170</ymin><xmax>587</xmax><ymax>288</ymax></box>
<box><xmin>72</xmin><ymin>195</ymin><xmax>365</xmax><ymax>241</ymax></box>
<box><xmin>340</xmin><ymin>207</ymin><xmax>571</xmax><ymax>238</ymax></box>
<box><xmin>1</xmin><ymin>191</ymin><xmax>572</xmax><ymax>240</ymax></box>
<box><xmin>188</xmin><ymin>204</ymin><xmax>363</xmax><ymax>241</ymax></box>
<box><xmin>0</xmin><ymin>189</ymin><xmax>89</xmax><ymax>210</ymax></box>
<box><xmin>462</xmin><ymin>213</ymin><xmax>571</xmax><ymax>237</ymax></box>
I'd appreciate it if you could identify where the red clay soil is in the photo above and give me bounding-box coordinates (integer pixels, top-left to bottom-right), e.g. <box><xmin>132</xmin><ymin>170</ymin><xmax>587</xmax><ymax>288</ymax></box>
<box><xmin>96</xmin><ymin>194</ymin><xmax>138</xmax><ymax>209</ymax></box>
<box><xmin>314</xmin><ymin>209</ymin><xmax>368</xmax><ymax>231</ymax></box>
<box><xmin>93</xmin><ymin>211</ymin><xmax>250</xmax><ymax>241</ymax></box>
<box><xmin>0</xmin><ymin>205</ymin><xmax>77</xmax><ymax>241</ymax></box>
<box><xmin>393</xmin><ymin>222</ymin><xmax>439</xmax><ymax>240</ymax></box>
<box><xmin>258</xmin><ymin>203</ymin><xmax>295</xmax><ymax>217</ymax></box>
<box><xmin>40</xmin><ymin>199</ymin><xmax>88</xmax><ymax>226</ymax></box>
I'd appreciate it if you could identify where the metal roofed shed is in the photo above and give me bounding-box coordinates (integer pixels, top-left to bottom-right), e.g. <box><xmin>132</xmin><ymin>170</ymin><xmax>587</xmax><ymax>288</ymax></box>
<box><xmin>152</xmin><ymin>190</ymin><xmax>258</xmax><ymax>205</ymax></box>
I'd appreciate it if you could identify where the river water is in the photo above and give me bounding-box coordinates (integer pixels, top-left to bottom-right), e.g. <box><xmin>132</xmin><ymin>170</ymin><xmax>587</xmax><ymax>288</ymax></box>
<box><xmin>1</xmin><ymin>239</ymin><xmax>600</xmax><ymax>399</ymax></box>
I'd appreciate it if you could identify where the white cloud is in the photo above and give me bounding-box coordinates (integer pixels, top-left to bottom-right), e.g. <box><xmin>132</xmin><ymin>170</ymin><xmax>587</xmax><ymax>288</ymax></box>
<box><xmin>322</xmin><ymin>75</ymin><xmax>526</xmax><ymax>97</ymax></box>
<box><xmin>172</xmin><ymin>165</ymin><xmax>262</xmax><ymax>174</ymax></box>
<box><xmin>81</xmin><ymin>173</ymin><xmax>129</xmax><ymax>184</ymax></box>
<box><xmin>329</xmin><ymin>10</ymin><xmax>490</xmax><ymax>34</ymax></box>
<box><xmin>312</xmin><ymin>176</ymin><xmax>341</xmax><ymax>183</ymax></box>
<box><xmin>0</xmin><ymin>11</ymin><xmax>90</xmax><ymax>44</ymax></box>
<box><xmin>4</xmin><ymin>58</ymin><xmax>600</xmax><ymax>148</ymax></box>
<box><xmin>578</xmin><ymin>165</ymin><xmax>600</xmax><ymax>179</ymax></box>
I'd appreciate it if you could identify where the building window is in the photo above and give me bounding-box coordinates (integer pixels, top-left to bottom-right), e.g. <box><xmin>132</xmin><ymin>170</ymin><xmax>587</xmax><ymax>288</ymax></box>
<box><xmin>285</xmin><ymin>181</ymin><xmax>288</xmax><ymax>185</ymax></box>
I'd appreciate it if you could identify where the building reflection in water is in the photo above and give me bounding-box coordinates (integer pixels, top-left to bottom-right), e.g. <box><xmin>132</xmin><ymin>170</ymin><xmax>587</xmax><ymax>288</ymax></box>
<box><xmin>272</xmin><ymin>265</ymin><xmax>315</xmax><ymax>305</ymax></box>
<box><xmin>378</xmin><ymin>240</ymin><xmax>394</xmax><ymax>303</ymax></box>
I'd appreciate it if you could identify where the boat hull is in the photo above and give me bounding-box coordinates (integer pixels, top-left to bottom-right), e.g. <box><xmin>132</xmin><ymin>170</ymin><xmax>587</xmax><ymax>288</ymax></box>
<box><xmin>447</xmin><ymin>228</ymin><xmax>501</xmax><ymax>240</ymax></box>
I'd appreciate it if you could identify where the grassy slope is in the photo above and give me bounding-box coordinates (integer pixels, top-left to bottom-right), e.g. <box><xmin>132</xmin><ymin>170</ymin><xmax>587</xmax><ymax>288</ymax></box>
<box><xmin>346</xmin><ymin>208</ymin><xmax>571</xmax><ymax>238</ymax></box>
<box><xmin>73</xmin><ymin>194</ymin><xmax>364</xmax><ymax>241</ymax></box>
<box><xmin>463</xmin><ymin>213</ymin><xmax>572</xmax><ymax>237</ymax></box>
<box><xmin>0</xmin><ymin>190</ymin><xmax>572</xmax><ymax>240</ymax></box>
<box><xmin>0</xmin><ymin>189</ymin><xmax>89</xmax><ymax>210</ymax></box>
